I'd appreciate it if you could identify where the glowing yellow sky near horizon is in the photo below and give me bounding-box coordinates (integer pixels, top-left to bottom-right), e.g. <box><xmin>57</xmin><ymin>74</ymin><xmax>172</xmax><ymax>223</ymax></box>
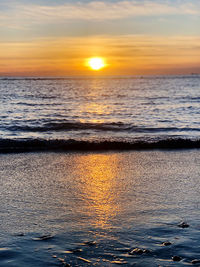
<box><xmin>0</xmin><ymin>35</ymin><xmax>200</xmax><ymax>76</ymax></box>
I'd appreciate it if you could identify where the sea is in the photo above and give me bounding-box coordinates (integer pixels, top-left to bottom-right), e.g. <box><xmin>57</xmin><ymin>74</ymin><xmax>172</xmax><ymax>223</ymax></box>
<box><xmin>0</xmin><ymin>75</ymin><xmax>200</xmax><ymax>151</ymax></box>
<box><xmin>0</xmin><ymin>75</ymin><xmax>200</xmax><ymax>267</ymax></box>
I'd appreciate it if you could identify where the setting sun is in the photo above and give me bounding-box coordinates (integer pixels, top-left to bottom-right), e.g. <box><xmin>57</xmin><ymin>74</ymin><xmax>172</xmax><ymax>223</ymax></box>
<box><xmin>88</xmin><ymin>57</ymin><xmax>106</xmax><ymax>71</ymax></box>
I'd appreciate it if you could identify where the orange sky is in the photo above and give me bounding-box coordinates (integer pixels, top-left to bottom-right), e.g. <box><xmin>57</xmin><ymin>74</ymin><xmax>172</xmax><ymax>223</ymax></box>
<box><xmin>0</xmin><ymin>1</ymin><xmax>200</xmax><ymax>76</ymax></box>
<box><xmin>1</xmin><ymin>35</ymin><xmax>199</xmax><ymax>76</ymax></box>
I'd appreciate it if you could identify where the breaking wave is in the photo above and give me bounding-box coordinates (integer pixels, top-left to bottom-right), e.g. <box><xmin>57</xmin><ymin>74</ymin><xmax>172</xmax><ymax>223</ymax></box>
<box><xmin>0</xmin><ymin>138</ymin><xmax>200</xmax><ymax>153</ymax></box>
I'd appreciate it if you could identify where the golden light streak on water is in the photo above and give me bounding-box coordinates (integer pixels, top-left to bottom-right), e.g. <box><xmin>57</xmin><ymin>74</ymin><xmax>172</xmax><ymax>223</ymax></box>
<box><xmin>74</xmin><ymin>153</ymin><xmax>123</xmax><ymax>229</ymax></box>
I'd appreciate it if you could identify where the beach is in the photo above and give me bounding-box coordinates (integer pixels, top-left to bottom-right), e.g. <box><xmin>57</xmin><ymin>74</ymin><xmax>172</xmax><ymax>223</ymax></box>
<box><xmin>1</xmin><ymin>0</ymin><xmax>200</xmax><ymax>265</ymax></box>
<box><xmin>0</xmin><ymin>150</ymin><xmax>200</xmax><ymax>266</ymax></box>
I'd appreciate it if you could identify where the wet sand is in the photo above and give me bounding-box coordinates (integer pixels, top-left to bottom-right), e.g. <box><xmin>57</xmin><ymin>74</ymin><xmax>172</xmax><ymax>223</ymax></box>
<box><xmin>0</xmin><ymin>150</ymin><xmax>200</xmax><ymax>266</ymax></box>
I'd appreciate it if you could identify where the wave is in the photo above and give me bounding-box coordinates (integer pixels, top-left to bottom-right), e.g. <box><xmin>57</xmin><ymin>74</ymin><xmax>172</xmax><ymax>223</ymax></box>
<box><xmin>6</xmin><ymin>122</ymin><xmax>128</xmax><ymax>132</ymax></box>
<box><xmin>5</xmin><ymin>122</ymin><xmax>200</xmax><ymax>133</ymax></box>
<box><xmin>0</xmin><ymin>138</ymin><xmax>200</xmax><ymax>153</ymax></box>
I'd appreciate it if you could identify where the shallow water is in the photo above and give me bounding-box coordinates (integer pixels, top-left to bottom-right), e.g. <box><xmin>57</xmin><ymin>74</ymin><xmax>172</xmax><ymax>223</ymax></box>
<box><xmin>0</xmin><ymin>150</ymin><xmax>200</xmax><ymax>266</ymax></box>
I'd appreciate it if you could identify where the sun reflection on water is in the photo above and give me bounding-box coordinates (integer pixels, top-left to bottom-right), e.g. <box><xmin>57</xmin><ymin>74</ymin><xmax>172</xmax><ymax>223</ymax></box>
<box><xmin>76</xmin><ymin>79</ymin><xmax>113</xmax><ymax>124</ymax></box>
<box><xmin>79</xmin><ymin>102</ymin><xmax>111</xmax><ymax>125</ymax></box>
<box><xmin>74</xmin><ymin>153</ymin><xmax>122</xmax><ymax>229</ymax></box>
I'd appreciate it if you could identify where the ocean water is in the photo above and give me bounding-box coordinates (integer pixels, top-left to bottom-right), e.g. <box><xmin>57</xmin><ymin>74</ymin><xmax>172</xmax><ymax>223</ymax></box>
<box><xmin>0</xmin><ymin>76</ymin><xmax>200</xmax><ymax>266</ymax></box>
<box><xmin>0</xmin><ymin>75</ymin><xmax>200</xmax><ymax>151</ymax></box>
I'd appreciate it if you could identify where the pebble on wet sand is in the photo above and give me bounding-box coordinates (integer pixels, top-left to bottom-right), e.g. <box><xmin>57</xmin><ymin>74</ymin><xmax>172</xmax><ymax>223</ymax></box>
<box><xmin>129</xmin><ymin>248</ymin><xmax>144</xmax><ymax>255</ymax></box>
<box><xmin>58</xmin><ymin>258</ymin><xmax>65</xmax><ymax>263</ymax></box>
<box><xmin>32</xmin><ymin>234</ymin><xmax>54</xmax><ymax>241</ymax></box>
<box><xmin>57</xmin><ymin>258</ymin><xmax>71</xmax><ymax>267</ymax></box>
<box><xmin>178</xmin><ymin>222</ymin><xmax>189</xmax><ymax>228</ymax></box>
<box><xmin>162</xmin><ymin>241</ymin><xmax>172</xmax><ymax>246</ymax></box>
<box><xmin>191</xmin><ymin>259</ymin><xmax>200</xmax><ymax>264</ymax></box>
<box><xmin>72</xmin><ymin>248</ymin><xmax>83</xmax><ymax>254</ymax></box>
<box><xmin>129</xmin><ymin>248</ymin><xmax>150</xmax><ymax>255</ymax></box>
<box><xmin>83</xmin><ymin>241</ymin><xmax>97</xmax><ymax>246</ymax></box>
<box><xmin>15</xmin><ymin>233</ymin><xmax>25</xmax><ymax>237</ymax></box>
<box><xmin>172</xmin><ymin>256</ymin><xmax>182</xmax><ymax>261</ymax></box>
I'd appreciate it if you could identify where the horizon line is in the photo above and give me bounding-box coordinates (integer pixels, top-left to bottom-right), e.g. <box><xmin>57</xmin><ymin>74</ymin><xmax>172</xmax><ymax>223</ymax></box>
<box><xmin>0</xmin><ymin>73</ymin><xmax>199</xmax><ymax>78</ymax></box>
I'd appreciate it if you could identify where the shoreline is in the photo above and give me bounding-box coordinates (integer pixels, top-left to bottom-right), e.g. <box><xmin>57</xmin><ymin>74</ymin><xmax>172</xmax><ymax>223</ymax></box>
<box><xmin>0</xmin><ymin>138</ymin><xmax>200</xmax><ymax>153</ymax></box>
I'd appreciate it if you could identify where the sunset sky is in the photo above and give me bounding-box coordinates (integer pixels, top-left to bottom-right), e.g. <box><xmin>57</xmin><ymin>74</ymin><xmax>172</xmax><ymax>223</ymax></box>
<box><xmin>0</xmin><ymin>0</ymin><xmax>200</xmax><ymax>76</ymax></box>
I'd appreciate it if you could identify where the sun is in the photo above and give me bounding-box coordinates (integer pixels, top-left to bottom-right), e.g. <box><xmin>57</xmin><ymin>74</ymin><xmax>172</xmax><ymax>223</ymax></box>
<box><xmin>88</xmin><ymin>57</ymin><xmax>106</xmax><ymax>71</ymax></box>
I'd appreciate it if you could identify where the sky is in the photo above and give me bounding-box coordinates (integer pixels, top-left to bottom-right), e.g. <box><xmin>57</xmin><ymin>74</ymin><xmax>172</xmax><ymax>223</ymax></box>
<box><xmin>0</xmin><ymin>0</ymin><xmax>200</xmax><ymax>76</ymax></box>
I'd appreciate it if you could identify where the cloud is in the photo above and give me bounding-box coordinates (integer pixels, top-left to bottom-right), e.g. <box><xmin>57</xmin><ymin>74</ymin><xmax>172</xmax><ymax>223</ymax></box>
<box><xmin>0</xmin><ymin>0</ymin><xmax>200</xmax><ymax>28</ymax></box>
<box><xmin>20</xmin><ymin>1</ymin><xmax>200</xmax><ymax>20</ymax></box>
<box><xmin>1</xmin><ymin>34</ymin><xmax>200</xmax><ymax>60</ymax></box>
